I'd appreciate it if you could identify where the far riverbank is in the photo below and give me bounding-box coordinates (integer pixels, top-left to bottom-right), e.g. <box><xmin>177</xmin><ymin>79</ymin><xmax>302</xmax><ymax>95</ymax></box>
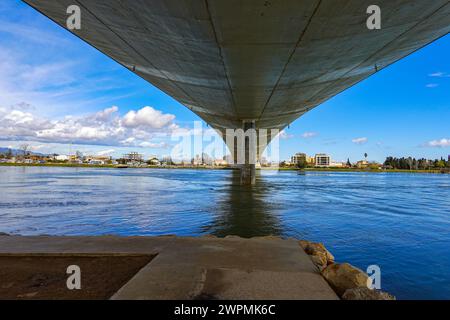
<box><xmin>0</xmin><ymin>163</ymin><xmax>447</xmax><ymax>174</ymax></box>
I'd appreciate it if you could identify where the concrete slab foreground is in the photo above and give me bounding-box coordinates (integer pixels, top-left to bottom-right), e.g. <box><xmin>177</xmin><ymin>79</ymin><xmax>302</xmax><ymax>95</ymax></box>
<box><xmin>0</xmin><ymin>235</ymin><xmax>338</xmax><ymax>300</ymax></box>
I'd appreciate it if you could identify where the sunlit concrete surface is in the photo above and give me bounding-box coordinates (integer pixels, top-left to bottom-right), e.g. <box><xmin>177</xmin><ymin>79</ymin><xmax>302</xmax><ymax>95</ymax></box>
<box><xmin>23</xmin><ymin>0</ymin><xmax>450</xmax><ymax>132</ymax></box>
<box><xmin>0</xmin><ymin>235</ymin><xmax>339</xmax><ymax>299</ymax></box>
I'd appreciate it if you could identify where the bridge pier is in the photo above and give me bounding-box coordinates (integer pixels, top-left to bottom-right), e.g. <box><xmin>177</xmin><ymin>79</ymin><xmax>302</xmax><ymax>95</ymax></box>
<box><xmin>240</xmin><ymin>121</ymin><xmax>256</xmax><ymax>185</ymax></box>
<box><xmin>240</xmin><ymin>163</ymin><xmax>256</xmax><ymax>185</ymax></box>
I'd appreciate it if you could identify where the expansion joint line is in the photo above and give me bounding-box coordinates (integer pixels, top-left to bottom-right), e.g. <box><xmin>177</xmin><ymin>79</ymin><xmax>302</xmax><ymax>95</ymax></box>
<box><xmin>257</xmin><ymin>0</ymin><xmax>323</xmax><ymax>122</ymax></box>
<box><xmin>204</xmin><ymin>0</ymin><xmax>239</xmax><ymax>118</ymax></box>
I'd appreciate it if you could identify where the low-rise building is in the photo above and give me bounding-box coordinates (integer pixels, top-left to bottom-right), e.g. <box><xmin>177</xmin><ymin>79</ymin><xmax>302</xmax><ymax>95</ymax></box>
<box><xmin>148</xmin><ymin>157</ymin><xmax>161</xmax><ymax>166</ymax></box>
<box><xmin>85</xmin><ymin>155</ymin><xmax>112</xmax><ymax>164</ymax></box>
<box><xmin>291</xmin><ymin>153</ymin><xmax>307</xmax><ymax>166</ymax></box>
<box><xmin>315</xmin><ymin>154</ymin><xmax>330</xmax><ymax>167</ymax></box>
<box><xmin>356</xmin><ymin>160</ymin><xmax>369</xmax><ymax>169</ymax></box>
<box><xmin>55</xmin><ymin>155</ymin><xmax>69</xmax><ymax>162</ymax></box>
<box><xmin>282</xmin><ymin>161</ymin><xmax>292</xmax><ymax>167</ymax></box>
<box><xmin>123</xmin><ymin>152</ymin><xmax>143</xmax><ymax>163</ymax></box>
<box><xmin>89</xmin><ymin>159</ymin><xmax>105</xmax><ymax>165</ymax></box>
<box><xmin>214</xmin><ymin>159</ymin><xmax>228</xmax><ymax>167</ymax></box>
<box><xmin>330</xmin><ymin>162</ymin><xmax>345</xmax><ymax>167</ymax></box>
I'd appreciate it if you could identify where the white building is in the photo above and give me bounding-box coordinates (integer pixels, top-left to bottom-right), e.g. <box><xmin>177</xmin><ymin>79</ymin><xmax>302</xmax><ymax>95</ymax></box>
<box><xmin>55</xmin><ymin>155</ymin><xmax>69</xmax><ymax>161</ymax></box>
<box><xmin>330</xmin><ymin>162</ymin><xmax>344</xmax><ymax>167</ymax></box>
<box><xmin>214</xmin><ymin>159</ymin><xmax>228</xmax><ymax>167</ymax></box>
<box><xmin>315</xmin><ymin>154</ymin><xmax>331</xmax><ymax>167</ymax></box>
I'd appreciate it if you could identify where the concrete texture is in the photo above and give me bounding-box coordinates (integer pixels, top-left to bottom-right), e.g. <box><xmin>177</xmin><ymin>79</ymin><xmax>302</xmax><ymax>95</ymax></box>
<box><xmin>0</xmin><ymin>235</ymin><xmax>339</xmax><ymax>300</ymax></box>
<box><xmin>22</xmin><ymin>0</ymin><xmax>450</xmax><ymax>135</ymax></box>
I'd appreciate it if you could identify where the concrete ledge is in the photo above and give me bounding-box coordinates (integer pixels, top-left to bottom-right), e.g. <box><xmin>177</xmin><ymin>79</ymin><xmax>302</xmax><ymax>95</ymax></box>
<box><xmin>0</xmin><ymin>235</ymin><xmax>338</xmax><ymax>300</ymax></box>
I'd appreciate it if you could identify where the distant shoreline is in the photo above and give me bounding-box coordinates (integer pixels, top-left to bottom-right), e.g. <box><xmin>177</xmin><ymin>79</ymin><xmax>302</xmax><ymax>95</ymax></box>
<box><xmin>0</xmin><ymin>163</ymin><xmax>447</xmax><ymax>174</ymax></box>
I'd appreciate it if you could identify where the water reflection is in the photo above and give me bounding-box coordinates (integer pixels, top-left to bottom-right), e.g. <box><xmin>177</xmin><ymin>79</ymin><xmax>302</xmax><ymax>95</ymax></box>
<box><xmin>203</xmin><ymin>170</ymin><xmax>283</xmax><ymax>238</ymax></box>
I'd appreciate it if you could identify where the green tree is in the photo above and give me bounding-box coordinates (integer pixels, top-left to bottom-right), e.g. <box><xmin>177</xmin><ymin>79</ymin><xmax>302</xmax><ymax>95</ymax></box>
<box><xmin>296</xmin><ymin>158</ymin><xmax>307</xmax><ymax>169</ymax></box>
<box><xmin>437</xmin><ymin>160</ymin><xmax>446</xmax><ymax>168</ymax></box>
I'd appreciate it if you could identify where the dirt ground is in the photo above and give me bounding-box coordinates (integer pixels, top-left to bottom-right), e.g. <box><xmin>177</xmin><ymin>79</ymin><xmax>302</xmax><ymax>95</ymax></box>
<box><xmin>0</xmin><ymin>254</ymin><xmax>154</xmax><ymax>300</ymax></box>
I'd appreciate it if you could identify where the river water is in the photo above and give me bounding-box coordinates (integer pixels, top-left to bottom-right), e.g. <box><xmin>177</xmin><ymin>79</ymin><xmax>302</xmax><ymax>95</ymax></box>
<box><xmin>0</xmin><ymin>166</ymin><xmax>449</xmax><ymax>299</ymax></box>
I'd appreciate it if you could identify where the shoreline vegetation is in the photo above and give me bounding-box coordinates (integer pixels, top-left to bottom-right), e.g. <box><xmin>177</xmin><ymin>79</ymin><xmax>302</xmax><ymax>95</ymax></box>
<box><xmin>0</xmin><ymin>162</ymin><xmax>448</xmax><ymax>174</ymax></box>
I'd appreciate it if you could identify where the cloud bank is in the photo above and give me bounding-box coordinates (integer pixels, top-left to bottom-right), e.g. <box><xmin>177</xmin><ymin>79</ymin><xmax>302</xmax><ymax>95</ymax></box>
<box><xmin>352</xmin><ymin>137</ymin><xmax>368</xmax><ymax>145</ymax></box>
<box><xmin>426</xmin><ymin>138</ymin><xmax>450</xmax><ymax>148</ymax></box>
<box><xmin>0</xmin><ymin>104</ymin><xmax>176</xmax><ymax>148</ymax></box>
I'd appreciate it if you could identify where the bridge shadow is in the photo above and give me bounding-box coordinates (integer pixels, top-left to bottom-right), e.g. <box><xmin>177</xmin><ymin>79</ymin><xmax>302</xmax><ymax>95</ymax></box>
<box><xmin>202</xmin><ymin>170</ymin><xmax>283</xmax><ymax>238</ymax></box>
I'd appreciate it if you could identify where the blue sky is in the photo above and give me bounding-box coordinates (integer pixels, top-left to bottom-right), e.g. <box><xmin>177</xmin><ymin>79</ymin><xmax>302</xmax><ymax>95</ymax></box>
<box><xmin>0</xmin><ymin>0</ymin><xmax>449</xmax><ymax>162</ymax></box>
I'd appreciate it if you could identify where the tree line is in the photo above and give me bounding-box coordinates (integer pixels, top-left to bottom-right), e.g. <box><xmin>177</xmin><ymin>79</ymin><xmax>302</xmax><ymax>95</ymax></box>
<box><xmin>384</xmin><ymin>156</ymin><xmax>450</xmax><ymax>170</ymax></box>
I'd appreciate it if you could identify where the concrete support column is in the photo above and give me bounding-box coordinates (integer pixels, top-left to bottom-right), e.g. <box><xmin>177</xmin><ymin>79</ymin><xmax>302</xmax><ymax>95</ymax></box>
<box><xmin>240</xmin><ymin>121</ymin><xmax>256</xmax><ymax>185</ymax></box>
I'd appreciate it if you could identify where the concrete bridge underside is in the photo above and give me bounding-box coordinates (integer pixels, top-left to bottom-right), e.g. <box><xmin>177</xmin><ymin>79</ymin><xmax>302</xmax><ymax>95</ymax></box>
<box><xmin>24</xmin><ymin>0</ymin><xmax>450</xmax><ymax>184</ymax></box>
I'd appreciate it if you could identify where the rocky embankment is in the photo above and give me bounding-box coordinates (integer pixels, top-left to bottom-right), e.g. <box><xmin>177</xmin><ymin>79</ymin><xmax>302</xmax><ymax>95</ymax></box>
<box><xmin>299</xmin><ymin>240</ymin><xmax>395</xmax><ymax>300</ymax></box>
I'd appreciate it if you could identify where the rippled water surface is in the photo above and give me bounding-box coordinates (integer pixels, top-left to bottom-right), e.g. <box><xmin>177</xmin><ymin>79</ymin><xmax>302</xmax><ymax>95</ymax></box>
<box><xmin>1</xmin><ymin>166</ymin><xmax>449</xmax><ymax>299</ymax></box>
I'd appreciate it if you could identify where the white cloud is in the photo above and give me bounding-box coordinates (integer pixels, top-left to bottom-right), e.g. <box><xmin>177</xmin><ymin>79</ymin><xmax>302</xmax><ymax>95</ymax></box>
<box><xmin>428</xmin><ymin>71</ymin><xmax>450</xmax><ymax>78</ymax></box>
<box><xmin>4</xmin><ymin>110</ymin><xmax>35</xmax><ymax>124</ymax></box>
<box><xmin>0</xmin><ymin>104</ymin><xmax>177</xmax><ymax>148</ymax></box>
<box><xmin>123</xmin><ymin>106</ymin><xmax>175</xmax><ymax>129</ymax></box>
<box><xmin>426</xmin><ymin>138</ymin><xmax>450</xmax><ymax>148</ymax></box>
<box><xmin>97</xmin><ymin>149</ymin><xmax>115</xmax><ymax>156</ymax></box>
<box><xmin>301</xmin><ymin>132</ymin><xmax>318</xmax><ymax>138</ymax></box>
<box><xmin>426</xmin><ymin>83</ymin><xmax>439</xmax><ymax>88</ymax></box>
<box><xmin>352</xmin><ymin>137</ymin><xmax>368</xmax><ymax>145</ymax></box>
<box><xmin>139</xmin><ymin>142</ymin><xmax>168</xmax><ymax>148</ymax></box>
<box><xmin>94</xmin><ymin>106</ymin><xmax>119</xmax><ymax>121</ymax></box>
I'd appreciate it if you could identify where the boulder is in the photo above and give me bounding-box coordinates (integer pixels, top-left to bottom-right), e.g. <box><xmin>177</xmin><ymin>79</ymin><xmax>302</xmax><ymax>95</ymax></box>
<box><xmin>298</xmin><ymin>240</ymin><xmax>309</xmax><ymax>249</ymax></box>
<box><xmin>299</xmin><ymin>240</ymin><xmax>334</xmax><ymax>264</ymax></box>
<box><xmin>310</xmin><ymin>252</ymin><xmax>328</xmax><ymax>271</ymax></box>
<box><xmin>342</xmin><ymin>287</ymin><xmax>396</xmax><ymax>300</ymax></box>
<box><xmin>322</xmin><ymin>263</ymin><xmax>370</xmax><ymax>296</ymax></box>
